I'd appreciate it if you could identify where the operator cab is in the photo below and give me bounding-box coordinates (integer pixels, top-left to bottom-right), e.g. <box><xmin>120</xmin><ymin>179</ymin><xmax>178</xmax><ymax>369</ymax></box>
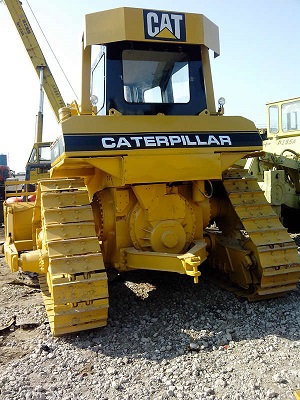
<box><xmin>25</xmin><ymin>142</ymin><xmax>51</xmax><ymax>180</ymax></box>
<box><xmin>82</xmin><ymin>8</ymin><xmax>220</xmax><ymax>117</ymax></box>
<box><xmin>267</xmin><ymin>97</ymin><xmax>300</xmax><ymax>138</ymax></box>
<box><xmin>91</xmin><ymin>41</ymin><xmax>206</xmax><ymax>116</ymax></box>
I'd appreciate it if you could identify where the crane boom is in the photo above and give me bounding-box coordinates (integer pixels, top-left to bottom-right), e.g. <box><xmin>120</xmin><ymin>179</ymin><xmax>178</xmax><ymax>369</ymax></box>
<box><xmin>3</xmin><ymin>0</ymin><xmax>65</xmax><ymax>121</ymax></box>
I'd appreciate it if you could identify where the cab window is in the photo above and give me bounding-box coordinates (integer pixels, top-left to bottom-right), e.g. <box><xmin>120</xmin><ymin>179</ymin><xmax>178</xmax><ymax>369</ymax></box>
<box><xmin>282</xmin><ymin>100</ymin><xmax>300</xmax><ymax>132</ymax></box>
<box><xmin>122</xmin><ymin>49</ymin><xmax>190</xmax><ymax>104</ymax></box>
<box><xmin>91</xmin><ymin>46</ymin><xmax>106</xmax><ymax>114</ymax></box>
<box><xmin>269</xmin><ymin>105</ymin><xmax>279</xmax><ymax>133</ymax></box>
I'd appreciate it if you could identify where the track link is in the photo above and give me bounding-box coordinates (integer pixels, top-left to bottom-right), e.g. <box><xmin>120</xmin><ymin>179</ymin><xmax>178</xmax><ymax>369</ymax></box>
<box><xmin>222</xmin><ymin>168</ymin><xmax>300</xmax><ymax>298</ymax></box>
<box><xmin>37</xmin><ymin>178</ymin><xmax>108</xmax><ymax>336</ymax></box>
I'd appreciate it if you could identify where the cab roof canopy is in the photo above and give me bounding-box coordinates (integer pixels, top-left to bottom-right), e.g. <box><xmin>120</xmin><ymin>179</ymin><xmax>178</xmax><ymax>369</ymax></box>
<box><xmin>84</xmin><ymin>7</ymin><xmax>220</xmax><ymax>57</ymax></box>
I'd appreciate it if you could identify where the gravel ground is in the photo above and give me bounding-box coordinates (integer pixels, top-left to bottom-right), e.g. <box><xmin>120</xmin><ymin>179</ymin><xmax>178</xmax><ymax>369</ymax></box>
<box><xmin>0</xmin><ymin>227</ymin><xmax>299</xmax><ymax>400</ymax></box>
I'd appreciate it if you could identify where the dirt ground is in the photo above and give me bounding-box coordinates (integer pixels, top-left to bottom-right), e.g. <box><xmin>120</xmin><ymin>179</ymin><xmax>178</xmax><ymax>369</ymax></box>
<box><xmin>1</xmin><ymin>226</ymin><xmax>300</xmax><ymax>373</ymax></box>
<box><xmin>0</xmin><ymin>226</ymin><xmax>46</xmax><ymax>365</ymax></box>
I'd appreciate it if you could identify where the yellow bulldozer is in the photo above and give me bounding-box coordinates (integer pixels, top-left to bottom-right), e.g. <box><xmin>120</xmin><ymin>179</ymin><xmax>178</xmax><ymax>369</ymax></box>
<box><xmin>246</xmin><ymin>97</ymin><xmax>300</xmax><ymax>232</ymax></box>
<box><xmin>2</xmin><ymin>3</ymin><xmax>300</xmax><ymax>336</ymax></box>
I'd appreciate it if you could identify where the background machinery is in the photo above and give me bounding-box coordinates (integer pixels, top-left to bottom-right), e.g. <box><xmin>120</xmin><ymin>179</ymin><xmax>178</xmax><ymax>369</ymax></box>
<box><xmin>2</xmin><ymin>4</ymin><xmax>300</xmax><ymax>336</ymax></box>
<box><xmin>0</xmin><ymin>153</ymin><xmax>11</xmax><ymax>222</ymax></box>
<box><xmin>2</xmin><ymin>0</ymin><xmax>65</xmax><ymax>183</ymax></box>
<box><xmin>246</xmin><ymin>97</ymin><xmax>300</xmax><ymax>232</ymax></box>
<box><xmin>0</xmin><ymin>154</ymin><xmax>10</xmax><ymax>198</ymax></box>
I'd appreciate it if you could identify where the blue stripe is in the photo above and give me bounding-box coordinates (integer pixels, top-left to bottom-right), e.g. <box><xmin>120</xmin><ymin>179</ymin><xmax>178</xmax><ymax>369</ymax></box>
<box><xmin>51</xmin><ymin>132</ymin><xmax>262</xmax><ymax>161</ymax></box>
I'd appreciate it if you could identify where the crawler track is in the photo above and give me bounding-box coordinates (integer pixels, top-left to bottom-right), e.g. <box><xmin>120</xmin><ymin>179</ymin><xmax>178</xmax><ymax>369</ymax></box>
<box><xmin>37</xmin><ymin>178</ymin><xmax>108</xmax><ymax>336</ymax></box>
<box><xmin>208</xmin><ymin>168</ymin><xmax>300</xmax><ymax>300</ymax></box>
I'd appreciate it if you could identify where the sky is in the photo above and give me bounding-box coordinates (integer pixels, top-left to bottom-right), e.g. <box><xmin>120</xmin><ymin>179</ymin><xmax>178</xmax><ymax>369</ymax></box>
<box><xmin>0</xmin><ymin>0</ymin><xmax>299</xmax><ymax>173</ymax></box>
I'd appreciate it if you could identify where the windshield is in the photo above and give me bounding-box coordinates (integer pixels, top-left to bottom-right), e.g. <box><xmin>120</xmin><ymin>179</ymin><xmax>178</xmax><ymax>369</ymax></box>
<box><xmin>122</xmin><ymin>50</ymin><xmax>190</xmax><ymax>104</ymax></box>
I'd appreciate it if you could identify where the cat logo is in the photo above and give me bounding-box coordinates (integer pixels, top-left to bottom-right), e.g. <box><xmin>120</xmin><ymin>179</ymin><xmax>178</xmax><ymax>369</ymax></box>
<box><xmin>143</xmin><ymin>9</ymin><xmax>186</xmax><ymax>42</ymax></box>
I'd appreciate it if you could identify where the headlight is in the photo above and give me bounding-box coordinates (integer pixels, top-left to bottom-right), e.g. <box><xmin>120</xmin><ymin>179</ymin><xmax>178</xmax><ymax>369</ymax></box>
<box><xmin>218</xmin><ymin>97</ymin><xmax>225</xmax><ymax>107</ymax></box>
<box><xmin>90</xmin><ymin>95</ymin><xmax>98</xmax><ymax>105</ymax></box>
